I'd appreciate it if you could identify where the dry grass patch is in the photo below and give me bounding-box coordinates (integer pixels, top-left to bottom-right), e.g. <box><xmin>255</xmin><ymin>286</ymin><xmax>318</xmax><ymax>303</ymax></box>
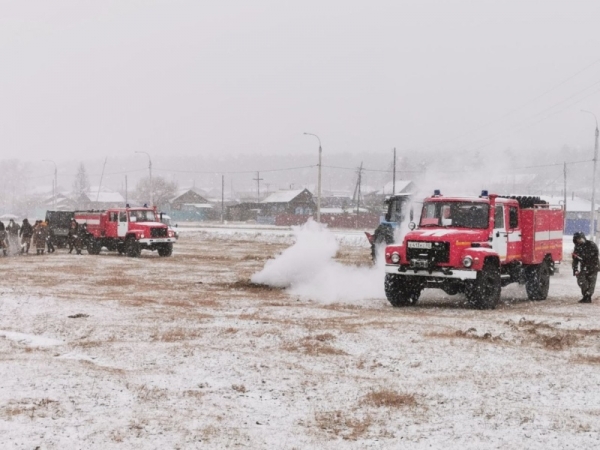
<box><xmin>152</xmin><ymin>327</ymin><xmax>204</xmax><ymax>342</ymax></box>
<box><xmin>96</xmin><ymin>276</ymin><xmax>134</xmax><ymax>287</ymax></box>
<box><xmin>362</xmin><ymin>389</ymin><xmax>417</xmax><ymax>409</ymax></box>
<box><xmin>225</xmin><ymin>279</ymin><xmax>284</xmax><ymax>292</ymax></box>
<box><xmin>535</xmin><ymin>332</ymin><xmax>579</xmax><ymax>350</ymax></box>
<box><xmin>506</xmin><ymin>318</ymin><xmax>581</xmax><ymax>350</ymax></box>
<box><xmin>183</xmin><ymin>389</ymin><xmax>205</xmax><ymax>399</ymax></box>
<box><xmin>232</xmin><ymin>384</ymin><xmax>247</xmax><ymax>393</ymax></box>
<box><xmin>315</xmin><ymin>410</ymin><xmax>373</xmax><ymax>440</ymax></box>
<box><xmin>571</xmin><ymin>354</ymin><xmax>600</xmax><ymax>365</ymax></box>
<box><xmin>426</xmin><ymin>328</ymin><xmax>499</xmax><ymax>342</ymax></box>
<box><xmin>4</xmin><ymin>398</ymin><xmax>59</xmax><ymax>419</ymax></box>
<box><xmin>283</xmin><ymin>335</ymin><xmax>346</xmax><ymax>356</ymax></box>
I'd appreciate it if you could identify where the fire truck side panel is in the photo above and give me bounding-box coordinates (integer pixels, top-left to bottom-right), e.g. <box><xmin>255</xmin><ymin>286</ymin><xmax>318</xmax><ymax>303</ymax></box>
<box><xmin>520</xmin><ymin>208</ymin><xmax>563</xmax><ymax>265</ymax></box>
<box><xmin>75</xmin><ymin>212</ymin><xmax>104</xmax><ymax>238</ymax></box>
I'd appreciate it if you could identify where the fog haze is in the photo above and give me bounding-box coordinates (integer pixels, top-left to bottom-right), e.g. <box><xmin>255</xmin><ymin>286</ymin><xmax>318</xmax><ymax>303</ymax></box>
<box><xmin>2</xmin><ymin>0</ymin><xmax>600</xmax><ymax>164</ymax></box>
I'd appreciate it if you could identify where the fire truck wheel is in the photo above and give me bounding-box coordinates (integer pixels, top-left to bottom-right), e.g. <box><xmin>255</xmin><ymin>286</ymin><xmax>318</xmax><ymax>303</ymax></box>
<box><xmin>466</xmin><ymin>261</ymin><xmax>501</xmax><ymax>309</ymax></box>
<box><xmin>384</xmin><ymin>274</ymin><xmax>422</xmax><ymax>307</ymax></box>
<box><xmin>157</xmin><ymin>243</ymin><xmax>173</xmax><ymax>257</ymax></box>
<box><xmin>125</xmin><ymin>238</ymin><xmax>141</xmax><ymax>258</ymax></box>
<box><xmin>87</xmin><ymin>239</ymin><xmax>101</xmax><ymax>255</ymax></box>
<box><xmin>525</xmin><ymin>260</ymin><xmax>550</xmax><ymax>301</ymax></box>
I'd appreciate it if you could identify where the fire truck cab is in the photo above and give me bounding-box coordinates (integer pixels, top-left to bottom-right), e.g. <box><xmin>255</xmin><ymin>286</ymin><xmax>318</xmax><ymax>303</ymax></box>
<box><xmin>74</xmin><ymin>207</ymin><xmax>177</xmax><ymax>257</ymax></box>
<box><xmin>384</xmin><ymin>191</ymin><xmax>564</xmax><ymax>309</ymax></box>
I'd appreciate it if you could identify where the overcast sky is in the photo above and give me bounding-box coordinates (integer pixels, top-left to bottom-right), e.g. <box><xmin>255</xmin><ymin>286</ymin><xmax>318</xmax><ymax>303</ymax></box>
<box><xmin>2</xmin><ymin>0</ymin><xmax>600</xmax><ymax>163</ymax></box>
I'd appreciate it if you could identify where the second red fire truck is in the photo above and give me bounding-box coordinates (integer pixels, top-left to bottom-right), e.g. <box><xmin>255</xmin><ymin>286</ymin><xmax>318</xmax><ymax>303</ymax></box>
<box><xmin>74</xmin><ymin>207</ymin><xmax>177</xmax><ymax>257</ymax></box>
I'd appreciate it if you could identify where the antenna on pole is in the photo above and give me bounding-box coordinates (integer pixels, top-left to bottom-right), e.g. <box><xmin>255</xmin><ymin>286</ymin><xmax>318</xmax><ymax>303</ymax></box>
<box><xmin>253</xmin><ymin>171</ymin><xmax>263</xmax><ymax>203</ymax></box>
<box><xmin>392</xmin><ymin>148</ymin><xmax>396</xmax><ymax>195</ymax></box>
<box><xmin>353</xmin><ymin>162</ymin><xmax>364</xmax><ymax>228</ymax></box>
<box><xmin>96</xmin><ymin>157</ymin><xmax>108</xmax><ymax>203</ymax></box>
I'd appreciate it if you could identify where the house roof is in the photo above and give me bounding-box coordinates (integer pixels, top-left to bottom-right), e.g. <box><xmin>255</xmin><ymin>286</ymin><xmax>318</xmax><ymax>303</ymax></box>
<box><xmin>375</xmin><ymin>180</ymin><xmax>415</xmax><ymax>196</ymax></box>
<box><xmin>260</xmin><ymin>189</ymin><xmax>311</xmax><ymax>204</ymax></box>
<box><xmin>86</xmin><ymin>188</ymin><xmax>124</xmax><ymax>204</ymax></box>
<box><xmin>170</xmin><ymin>188</ymin><xmax>208</xmax><ymax>202</ymax></box>
<box><xmin>183</xmin><ymin>203</ymin><xmax>213</xmax><ymax>209</ymax></box>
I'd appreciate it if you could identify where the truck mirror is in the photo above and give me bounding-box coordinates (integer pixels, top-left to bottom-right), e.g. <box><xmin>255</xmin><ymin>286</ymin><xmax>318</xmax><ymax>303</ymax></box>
<box><xmin>408</xmin><ymin>222</ymin><xmax>416</xmax><ymax>230</ymax></box>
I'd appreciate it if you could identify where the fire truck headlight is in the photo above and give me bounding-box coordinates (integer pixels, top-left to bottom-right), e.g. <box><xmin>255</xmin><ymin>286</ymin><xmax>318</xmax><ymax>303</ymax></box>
<box><xmin>391</xmin><ymin>252</ymin><xmax>400</xmax><ymax>264</ymax></box>
<box><xmin>462</xmin><ymin>256</ymin><xmax>473</xmax><ymax>268</ymax></box>
<box><xmin>140</xmin><ymin>233</ymin><xmax>145</xmax><ymax>239</ymax></box>
<box><xmin>168</xmin><ymin>230</ymin><xmax>174</xmax><ymax>237</ymax></box>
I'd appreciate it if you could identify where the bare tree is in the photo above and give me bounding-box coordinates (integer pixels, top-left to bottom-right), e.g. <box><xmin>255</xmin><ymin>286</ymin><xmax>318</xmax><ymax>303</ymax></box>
<box><xmin>133</xmin><ymin>176</ymin><xmax>177</xmax><ymax>208</ymax></box>
<box><xmin>72</xmin><ymin>162</ymin><xmax>90</xmax><ymax>197</ymax></box>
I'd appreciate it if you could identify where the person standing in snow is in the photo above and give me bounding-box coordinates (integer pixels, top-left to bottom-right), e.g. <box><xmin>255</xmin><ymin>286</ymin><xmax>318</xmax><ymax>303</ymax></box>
<box><xmin>0</xmin><ymin>221</ymin><xmax>6</xmax><ymax>256</ymax></box>
<box><xmin>33</xmin><ymin>220</ymin><xmax>49</xmax><ymax>255</ymax></box>
<box><xmin>6</xmin><ymin>219</ymin><xmax>20</xmax><ymax>254</ymax></box>
<box><xmin>45</xmin><ymin>221</ymin><xmax>55</xmax><ymax>253</ymax></box>
<box><xmin>572</xmin><ymin>231</ymin><xmax>599</xmax><ymax>303</ymax></box>
<box><xmin>19</xmin><ymin>218</ymin><xmax>33</xmax><ymax>254</ymax></box>
<box><xmin>67</xmin><ymin>218</ymin><xmax>79</xmax><ymax>254</ymax></box>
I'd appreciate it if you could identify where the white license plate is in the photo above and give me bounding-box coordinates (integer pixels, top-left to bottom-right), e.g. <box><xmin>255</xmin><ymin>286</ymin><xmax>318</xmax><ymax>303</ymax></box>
<box><xmin>410</xmin><ymin>259</ymin><xmax>429</xmax><ymax>268</ymax></box>
<box><xmin>408</xmin><ymin>241</ymin><xmax>432</xmax><ymax>249</ymax></box>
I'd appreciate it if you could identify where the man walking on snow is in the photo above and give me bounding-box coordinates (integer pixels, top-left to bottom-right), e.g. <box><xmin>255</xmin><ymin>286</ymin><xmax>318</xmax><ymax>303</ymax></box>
<box><xmin>572</xmin><ymin>231</ymin><xmax>600</xmax><ymax>303</ymax></box>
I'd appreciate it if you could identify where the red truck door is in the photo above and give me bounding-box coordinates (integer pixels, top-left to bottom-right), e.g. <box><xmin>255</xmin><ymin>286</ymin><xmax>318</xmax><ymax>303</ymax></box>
<box><xmin>491</xmin><ymin>204</ymin><xmax>508</xmax><ymax>261</ymax></box>
<box><xmin>118</xmin><ymin>211</ymin><xmax>128</xmax><ymax>237</ymax></box>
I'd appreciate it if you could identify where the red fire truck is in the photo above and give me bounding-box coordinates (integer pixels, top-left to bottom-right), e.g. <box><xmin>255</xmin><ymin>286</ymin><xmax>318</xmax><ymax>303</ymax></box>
<box><xmin>384</xmin><ymin>191</ymin><xmax>564</xmax><ymax>309</ymax></box>
<box><xmin>74</xmin><ymin>207</ymin><xmax>177</xmax><ymax>257</ymax></box>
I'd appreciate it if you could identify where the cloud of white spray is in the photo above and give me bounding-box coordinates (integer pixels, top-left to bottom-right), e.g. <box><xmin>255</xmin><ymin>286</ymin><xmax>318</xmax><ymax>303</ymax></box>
<box><xmin>251</xmin><ymin>220</ymin><xmax>385</xmax><ymax>304</ymax></box>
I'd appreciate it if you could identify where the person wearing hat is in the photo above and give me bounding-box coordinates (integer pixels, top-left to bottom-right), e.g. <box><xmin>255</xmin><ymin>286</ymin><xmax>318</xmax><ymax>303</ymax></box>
<box><xmin>572</xmin><ymin>231</ymin><xmax>600</xmax><ymax>303</ymax></box>
<box><xmin>19</xmin><ymin>218</ymin><xmax>33</xmax><ymax>254</ymax></box>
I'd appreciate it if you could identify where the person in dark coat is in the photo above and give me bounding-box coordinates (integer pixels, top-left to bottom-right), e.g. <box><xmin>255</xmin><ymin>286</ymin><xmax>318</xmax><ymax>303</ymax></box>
<box><xmin>572</xmin><ymin>231</ymin><xmax>599</xmax><ymax>303</ymax></box>
<box><xmin>45</xmin><ymin>221</ymin><xmax>55</xmax><ymax>253</ymax></box>
<box><xmin>19</xmin><ymin>219</ymin><xmax>33</xmax><ymax>254</ymax></box>
<box><xmin>0</xmin><ymin>221</ymin><xmax>6</xmax><ymax>256</ymax></box>
<box><xmin>33</xmin><ymin>220</ymin><xmax>49</xmax><ymax>255</ymax></box>
<box><xmin>67</xmin><ymin>219</ymin><xmax>78</xmax><ymax>254</ymax></box>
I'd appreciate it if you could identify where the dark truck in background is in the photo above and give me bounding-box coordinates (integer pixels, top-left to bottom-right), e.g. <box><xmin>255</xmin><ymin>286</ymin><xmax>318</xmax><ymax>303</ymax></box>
<box><xmin>45</xmin><ymin>210</ymin><xmax>74</xmax><ymax>248</ymax></box>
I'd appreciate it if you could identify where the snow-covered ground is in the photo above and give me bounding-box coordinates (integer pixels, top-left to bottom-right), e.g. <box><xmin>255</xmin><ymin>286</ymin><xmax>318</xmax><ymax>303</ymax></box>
<box><xmin>0</xmin><ymin>225</ymin><xmax>599</xmax><ymax>449</ymax></box>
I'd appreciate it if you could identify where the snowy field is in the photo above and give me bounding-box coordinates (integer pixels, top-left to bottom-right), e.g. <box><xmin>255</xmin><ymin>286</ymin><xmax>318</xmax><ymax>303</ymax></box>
<box><xmin>1</xmin><ymin>223</ymin><xmax>599</xmax><ymax>449</ymax></box>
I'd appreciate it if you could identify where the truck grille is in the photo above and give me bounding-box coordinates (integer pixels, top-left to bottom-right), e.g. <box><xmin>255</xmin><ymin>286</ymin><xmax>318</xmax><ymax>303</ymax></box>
<box><xmin>406</xmin><ymin>241</ymin><xmax>450</xmax><ymax>264</ymax></box>
<box><xmin>150</xmin><ymin>227</ymin><xmax>167</xmax><ymax>238</ymax></box>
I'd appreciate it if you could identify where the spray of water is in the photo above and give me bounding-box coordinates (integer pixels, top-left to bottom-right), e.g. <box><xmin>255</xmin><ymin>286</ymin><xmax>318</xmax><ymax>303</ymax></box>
<box><xmin>251</xmin><ymin>220</ymin><xmax>386</xmax><ymax>304</ymax></box>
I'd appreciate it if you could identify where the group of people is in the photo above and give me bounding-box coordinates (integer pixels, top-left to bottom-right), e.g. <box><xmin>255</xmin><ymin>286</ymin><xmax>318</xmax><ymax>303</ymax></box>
<box><xmin>0</xmin><ymin>218</ymin><xmax>55</xmax><ymax>255</ymax></box>
<box><xmin>0</xmin><ymin>217</ymin><xmax>90</xmax><ymax>256</ymax></box>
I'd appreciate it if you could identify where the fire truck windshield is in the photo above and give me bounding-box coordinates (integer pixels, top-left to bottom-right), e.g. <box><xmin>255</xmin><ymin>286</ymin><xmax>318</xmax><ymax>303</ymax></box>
<box><xmin>420</xmin><ymin>201</ymin><xmax>489</xmax><ymax>229</ymax></box>
<box><xmin>129</xmin><ymin>210</ymin><xmax>156</xmax><ymax>222</ymax></box>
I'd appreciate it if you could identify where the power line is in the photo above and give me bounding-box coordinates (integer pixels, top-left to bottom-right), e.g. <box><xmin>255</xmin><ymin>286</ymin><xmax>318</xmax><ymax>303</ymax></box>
<box><xmin>153</xmin><ymin>165</ymin><xmax>316</xmax><ymax>175</ymax></box>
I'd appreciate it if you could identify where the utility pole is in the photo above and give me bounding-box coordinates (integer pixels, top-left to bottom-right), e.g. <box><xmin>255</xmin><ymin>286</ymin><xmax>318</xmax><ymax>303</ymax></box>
<box><xmin>563</xmin><ymin>162</ymin><xmax>567</xmax><ymax>231</ymax></box>
<box><xmin>253</xmin><ymin>171</ymin><xmax>263</xmax><ymax>203</ymax></box>
<box><xmin>353</xmin><ymin>162</ymin><xmax>364</xmax><ymax>228</ymax></box>
<box><xmin>392</xmin><ymin>148</ymin><xmax>396</xmax><ymax>195</ymax></box>
<box><xmin>221</xmin><ymin>174</ymin><xmax>225</xmax><ymax>223</ymax></box>
<box><xmin>97</xmin><ymin>157</ymin><xmax>108</xmax><ymax>203</ymax></box>
<box><xmin>125</xmin><ymin>175</ymin><xmax>128</xmax><ymax>206</ymax></box>
<box><xmin>135</xmin><ymin>151</ymin><xmax>153</xmax><ymax>206</ymax></box>
<box><xmin>581</xmin><ymin>110</ymin><xmax>599</xmax><ymax>241</ymax></box>
<box><xmin>304</xmin><ymin>132</ymin><xmax>322</xmax><ymax>222</ymax></box>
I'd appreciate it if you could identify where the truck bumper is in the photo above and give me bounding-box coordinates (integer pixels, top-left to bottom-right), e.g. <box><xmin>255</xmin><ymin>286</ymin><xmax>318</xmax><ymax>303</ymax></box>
<box><xmin>385</xmin><ymin>265</ymin><xmax>478</xmax><ymax>280</ymax></box>
<box><xmin>139</xmin><ymin>238</ymin><xmax>176</xmax><ymax>245</ymax></box>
